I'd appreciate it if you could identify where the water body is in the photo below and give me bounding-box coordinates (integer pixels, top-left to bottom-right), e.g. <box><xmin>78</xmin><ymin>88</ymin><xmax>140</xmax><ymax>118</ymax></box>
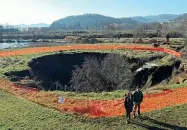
<box><xmin>0</xmin><ymin>42</ymin><xmax>29</xmax><ymax>49</ymax></box>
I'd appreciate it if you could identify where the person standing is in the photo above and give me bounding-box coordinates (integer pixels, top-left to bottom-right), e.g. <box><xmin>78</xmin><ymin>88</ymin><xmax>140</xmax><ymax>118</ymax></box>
<box><xmin>132</xmin><ymin>87</ymin><xmax>143</xmax><ymax>118</ymax></box>
<box><xmin>124</xmin><ymin>91</ymin><xmax>133</xmax><ymax>124</ymax></box>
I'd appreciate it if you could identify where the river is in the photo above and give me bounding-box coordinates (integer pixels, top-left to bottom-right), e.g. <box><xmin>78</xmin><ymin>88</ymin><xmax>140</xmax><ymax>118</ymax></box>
<box><xmin>0</xmin><ymin>42</ymin><xmax>29</xmax><ymax>49</ymax></box>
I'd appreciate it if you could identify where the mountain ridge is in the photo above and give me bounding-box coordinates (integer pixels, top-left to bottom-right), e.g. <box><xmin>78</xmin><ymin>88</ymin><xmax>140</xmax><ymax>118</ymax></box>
<box><xmin>50</xmin><ymin>13</ymin><xmax>186</xmax><ymax>30</ymax></box>
<box><xmin>132</xmin><ymin>14</ymin><xmax>179</xmax><ymax>23</ymax></box>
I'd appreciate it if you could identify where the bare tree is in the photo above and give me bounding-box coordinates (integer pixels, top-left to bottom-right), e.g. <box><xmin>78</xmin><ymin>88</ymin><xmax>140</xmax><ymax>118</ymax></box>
<box><xmin>180</xmin><ymin>20</ymin><xmax>187</xmax><ymax>46</ymax></box>
<box><xmin>10</xmin><ymin>26</ymin><xmax>15</xmax><ymax>40</ymax></box>
<box><xmin>104</xmin><ymin>23</ymin><xmax>116</xmax><ymax>41</ymax></box>
<box><xmin>29</xmin><ymin>27</ymin><xmax>39</xmax><ymax>41</ymax></box>
<box><xmin>41</xmin><ymin>27</ymin><xmax>49</xmax><ymax>36</ymax></box>
<box><xmin>16</xmin><ymin>26</ymin><xmax>20</xmax><ymax>41</ymax></box>
<box><xmin>162</xmin><ymin>22</ymin><xmax>170</xmax><ymax>42</ymax></box>
<box><xmin>70</xmin><ymin>56</ymin><xmax>103</xmax><ymax>92</ymax></box>
<box><xmin>133</xmin><ymin>24</ymin><xmax>146</xmax><ymax>43</ymax></box>
<box><xmin>70</xmin><ymin>54</ymin><xmax>133</xmax><ymax>92</ymax></box>
<box><xmin>0</xmin><ymin>25</ymin><xmax>3</xmax><ymax>42</ymax></box>
<box><xmin>5</xmin><ymin>24</ymin><xmax>11</xmax><ymax>40</ymax></box>
<box><xmin>154</xmin><ymin>23</ymin><xmax>162</xmax><ymax>42</ymax></box>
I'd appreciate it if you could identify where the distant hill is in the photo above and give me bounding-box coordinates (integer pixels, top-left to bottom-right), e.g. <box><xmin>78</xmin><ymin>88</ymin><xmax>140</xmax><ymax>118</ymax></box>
<box><xmin>132</xmin><ymin>14</ymin><xmax>179</xmax><ymax>23</ymax></box>
<box><xmin>173</xmin><ymin>13</ymin><xmax>187</xmax><ymax>23</ymax></box>
<box><xmin>17</xmin><ymin>23</ymin><xmax>50</xmax><ymax>28</ymax></box>
<box><xmin>50</xmin><ymin>13</ymin><xmax>187</xmax><ymax>30</ymax></box>
<box><xmin>50</xmin><ymin>14</ymin><xmax>140</xmax><ymax>30</ymax></box>
<box><xmin>131</xmin><ymin>16</ymin><xmax>151</xmax><ymax>23</ymax></box>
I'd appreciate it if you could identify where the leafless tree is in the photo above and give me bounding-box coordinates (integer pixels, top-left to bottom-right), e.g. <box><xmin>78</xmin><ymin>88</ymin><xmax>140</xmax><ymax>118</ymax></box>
<box><xmin>10</xmin><ymin>26</ymin><xmax>15</xmax><ymax>40</ymax></box>
<box><xmin>162</xmin><ymin>22</ymin><xmax>170</xmax><ymax>42</ymax></box>
<box><xmin>180</xmin><ymin>20</ymin><xmax>187</xmax><ymax>46</ymax></box>
<box><xmin>133</xmin><ymin>25</ymin><xmax>146</xmax><ymax>43</ymax></box>
<box><xmin>4</xmin><ymin>24</ymin><xmax>11</xmax><ymax>40</ymax></box>
<box><xmin>16</xmin><ymin>26</ymin><xmax>20</xmax><ymax>41</ymax></box>
<box><xmin>70</xmin><ymin>54</ymin><xmax>133</xmax><ymax>92</ymax></box>
<box><xmin>41</xmin><ymin>27</ymin><xmax>49</xmax><ymax>36</ymax></box>
<box><xmin>0</xmin><ymin>25</ymin><xmax>3</xmax><ymax>42</ymax></box>
<box><xmin>104</xmin><ymin>23</ymin><xmax>116</xmax><ymax>41</ymax></box>
<box><xmin>29</xmin><ymin>27</ymin><xmax>39</xmax><ymax>41</ymax></box>
<box><xmin>155</xmin><ymin>23</ymin><xmax>162</xmax><ymax>42</ymax></box>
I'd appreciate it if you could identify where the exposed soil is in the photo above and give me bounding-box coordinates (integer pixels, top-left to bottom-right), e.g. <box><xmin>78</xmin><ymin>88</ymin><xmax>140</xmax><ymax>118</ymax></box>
<box><xmin>132</xmin><ymin>61</ymin><xmax>181</xmax><ymax>88</ymax></box>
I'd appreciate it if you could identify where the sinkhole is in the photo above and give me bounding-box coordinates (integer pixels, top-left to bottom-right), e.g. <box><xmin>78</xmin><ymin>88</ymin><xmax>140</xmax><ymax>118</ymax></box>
<box><xmin>5</xmin><ymin>52</ymin><xmax>180</xmax><ymax>92</ymax></box>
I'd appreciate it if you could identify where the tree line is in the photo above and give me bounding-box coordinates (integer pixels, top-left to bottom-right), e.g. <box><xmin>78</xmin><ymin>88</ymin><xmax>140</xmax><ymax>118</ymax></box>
<box><xmin>0</xmin><ymin>20</ymin><xmax>187</xmax><ymax>43</ymax></box>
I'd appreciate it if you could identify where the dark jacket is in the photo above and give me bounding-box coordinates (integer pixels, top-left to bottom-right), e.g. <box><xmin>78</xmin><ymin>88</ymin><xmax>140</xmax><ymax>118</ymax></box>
<box><xmin>133</xmin><ymin>91</ymin><xmax>143</xmax><ymax>104</ymax></box>
<box><xmin>124</xmin><ymin>96</ymin><xmax>133</xmax><ymax>112</ymax></box>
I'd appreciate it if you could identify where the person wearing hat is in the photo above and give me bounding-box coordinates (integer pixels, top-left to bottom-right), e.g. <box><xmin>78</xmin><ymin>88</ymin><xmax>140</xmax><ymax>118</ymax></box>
<box><xmin>124</xmin><ymin>91</ymin><xmax>133</xmax><ymax>124</ymax></box>
<box><xmin>132</xmin><ymin>87</ymin><xmax>143</xmax><ymax>118</ymax></box>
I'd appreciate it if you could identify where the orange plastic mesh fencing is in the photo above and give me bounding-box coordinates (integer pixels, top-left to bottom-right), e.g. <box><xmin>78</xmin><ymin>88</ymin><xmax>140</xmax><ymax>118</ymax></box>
<box><xmin>0</xmin><ymin>45</ymin><xmax>182</xmax><ymax>58</ymax></box>
<box><xmin>1</xmin><ymin>80</ymin><xmax>187</xmax><ymax>118</ymax></box>
<box><xmin>57</xmin><ymin>88</ymin><xmax>187</xmax><ymax>118</ymax></box>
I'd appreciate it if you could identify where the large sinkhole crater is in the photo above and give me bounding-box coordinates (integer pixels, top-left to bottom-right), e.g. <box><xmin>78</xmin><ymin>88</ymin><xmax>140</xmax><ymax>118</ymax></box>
<box><xmin>5</xmin><ymin>52</ymin><xmax>181</xmax><ymax>93</ymax></box>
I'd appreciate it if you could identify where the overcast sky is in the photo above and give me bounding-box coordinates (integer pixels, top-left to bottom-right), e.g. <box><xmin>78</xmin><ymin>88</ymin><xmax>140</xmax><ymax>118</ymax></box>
<box><xmin>0</xmin><ymin>0</ymin><xmax>186</xmax><ymax>25</ymax></box>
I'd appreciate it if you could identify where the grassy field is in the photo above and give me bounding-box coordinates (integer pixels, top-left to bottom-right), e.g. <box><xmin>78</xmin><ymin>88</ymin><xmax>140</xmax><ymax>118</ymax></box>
<box><xmin>0</xmin><ymin>90</ymin><xmax>187</xmax><ymax>130</ymax></box>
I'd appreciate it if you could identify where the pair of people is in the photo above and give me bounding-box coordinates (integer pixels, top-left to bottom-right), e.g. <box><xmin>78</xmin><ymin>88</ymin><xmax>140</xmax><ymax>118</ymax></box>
<box><xmin>124</xmin><ymin>87</ymin><xmax>143</xmax><ymax>124</ymax></box>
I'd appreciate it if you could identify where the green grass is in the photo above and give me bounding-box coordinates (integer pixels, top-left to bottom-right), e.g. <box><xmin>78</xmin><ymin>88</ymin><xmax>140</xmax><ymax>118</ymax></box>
<box><xmin>51</xmin><ymin>89</ymin><xmax>127</xmax><ymax>100</ymax></box>
<box><xmin>0</xmin><ymin>90</ymin><xmax>187</xmax><ymax>130</ymax></box>
<box><xmin>0</xmin><ymin>52</ymin><xmax>53</xmax><ymax>78</ymax></box>
<box><xmin>159</xmin><ymin>55</ymin><xmax>180</xmax><ymax>66</ymax></box>
<box><xmin>148</xmin><ymin>82</ymin><xmax>187</xmax><ymax>90</ymax></box>
<box><xmin>50</xmin><ymin>82</ymin><xmax>187</xmax><ymax>100</ymax></box>
<box><xmin>0</xmin><ymin>90</ymin><xmax>104</xmax><ymax>130</ymax></box>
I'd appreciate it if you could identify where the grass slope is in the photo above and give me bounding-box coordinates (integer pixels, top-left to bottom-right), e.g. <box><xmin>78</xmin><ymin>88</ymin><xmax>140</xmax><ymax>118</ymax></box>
<box><xmin>0</xmin><ymin>90</ymin><xmax>187</xmax><ymax>130</ymax></box>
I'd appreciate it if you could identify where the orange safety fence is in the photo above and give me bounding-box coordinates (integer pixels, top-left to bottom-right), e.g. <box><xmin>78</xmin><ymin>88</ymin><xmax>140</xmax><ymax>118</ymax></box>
<box><xmin>0</xmin><ymin>80</ymin><xmax>187</xmax><ymax>118</ymax></box>
<box><xmin>56</xmin><ymin>88</ymin><xmax>187</xmax><ymax>118</ymax></box>
<box><xmin>163</xmin><ymin>48</ymin><xmax>182</xmax><ymax>57</ymax></box>
<box><xmin>0</xmin><ymin>45</ymin><xmax>182</xmax><ymax>58</ymax></box>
